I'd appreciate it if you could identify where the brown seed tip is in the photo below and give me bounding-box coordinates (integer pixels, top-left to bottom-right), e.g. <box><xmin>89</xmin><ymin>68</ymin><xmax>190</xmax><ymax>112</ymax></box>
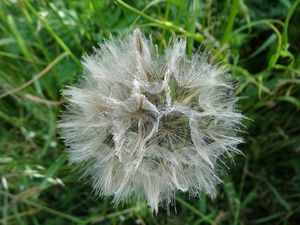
<box><xmin>134</xmin><ymin>29</ymin><xmax>143</xmax><ymax>54</ymax></box>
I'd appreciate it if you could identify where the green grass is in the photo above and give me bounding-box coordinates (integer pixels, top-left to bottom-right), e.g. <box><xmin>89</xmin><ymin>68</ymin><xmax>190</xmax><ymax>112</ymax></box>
<box><xmin>1</xmin><ymin>0</ymin><xmax>300</xmax><ymax>224</ymax></box>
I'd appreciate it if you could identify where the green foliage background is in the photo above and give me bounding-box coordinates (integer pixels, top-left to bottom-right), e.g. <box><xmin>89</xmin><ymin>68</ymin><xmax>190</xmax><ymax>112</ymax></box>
<box><xmin>0</xmin><ymin>0</ymin><xmax>300</xmax><ymax>224</ymax></box>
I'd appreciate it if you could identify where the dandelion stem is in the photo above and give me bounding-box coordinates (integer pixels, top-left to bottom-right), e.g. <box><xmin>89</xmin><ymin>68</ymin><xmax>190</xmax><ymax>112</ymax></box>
<box><xmin>176</xmin><ymin>197</ymin><xmax>216</xmax><ymax>225</ymax></box>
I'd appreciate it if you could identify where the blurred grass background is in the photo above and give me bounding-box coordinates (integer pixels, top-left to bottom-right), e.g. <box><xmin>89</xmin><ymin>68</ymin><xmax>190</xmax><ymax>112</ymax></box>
<box><xmin>0</xmin><ymin>0</ymin><xmax>300</xmax><ymax>224</ymax></box>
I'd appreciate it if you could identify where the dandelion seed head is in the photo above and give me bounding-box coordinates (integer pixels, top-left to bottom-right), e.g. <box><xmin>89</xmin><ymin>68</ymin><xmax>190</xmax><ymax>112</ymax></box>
<box><xmin>59</xmin><ymin>29</ymin><xmax>244</xmax><ymax>213</ymax></box>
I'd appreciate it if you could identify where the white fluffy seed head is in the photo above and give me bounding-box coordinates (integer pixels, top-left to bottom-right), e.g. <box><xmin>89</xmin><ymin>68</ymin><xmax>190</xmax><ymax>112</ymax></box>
<box><xmin>59</xmin><ymin>29</ymin><xmax>244</xmax><ymax>213</ymax></box>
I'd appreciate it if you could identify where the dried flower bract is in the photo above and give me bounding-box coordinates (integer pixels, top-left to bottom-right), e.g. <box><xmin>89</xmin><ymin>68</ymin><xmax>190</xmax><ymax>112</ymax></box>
<box><xmin>59</xmin><ymin>29</ymin><xmax>243</xmax><ymax>213</ymax></box>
